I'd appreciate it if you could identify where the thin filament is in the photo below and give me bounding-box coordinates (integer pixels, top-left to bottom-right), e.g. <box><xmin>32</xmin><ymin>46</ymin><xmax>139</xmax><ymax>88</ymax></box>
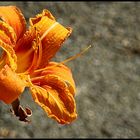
<box><xmin>34</xmin><ymin>45</ymin><xmax>92</xmax><ymax>73</ymax></box>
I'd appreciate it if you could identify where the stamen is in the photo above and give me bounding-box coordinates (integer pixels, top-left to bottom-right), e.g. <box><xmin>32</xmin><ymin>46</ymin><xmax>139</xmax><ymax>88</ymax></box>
<box><xmin>34</xmin><ymin>45</ymin><xmax>92</xmax><ymax>73</ymax></box>
<box><xmin>40</xmin><ymin>22</ymin><xmax>59</xmax><ymax>41</ymax></box>
<box><xmin>60</xmin><ymin>45</ymin><xmax>92</xmax><ymax>64</ymax></box>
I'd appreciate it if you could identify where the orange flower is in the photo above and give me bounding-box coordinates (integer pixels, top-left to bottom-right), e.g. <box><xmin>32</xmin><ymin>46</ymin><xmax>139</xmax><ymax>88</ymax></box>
<box><xmin>0</xmin><ymin>6</ymin><xmax>77</xmax><ymax>124</ymax></box>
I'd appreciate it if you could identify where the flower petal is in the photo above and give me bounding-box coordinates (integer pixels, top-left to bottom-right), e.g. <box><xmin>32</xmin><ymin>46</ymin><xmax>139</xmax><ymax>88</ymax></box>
<box><xmin>0</xmin><ymin>21</ymin><xmax>17</xmax><ymax>45</ymax></box>
<box><xmin>32</xmin><ymin>62</ymin><xmax>76</xmax><ymax>96</ymax></box>
<box><xmin>0</xmin><ymin>6</ymin><xmax>26</xmax><ymax>41</ymax></box>
<box><xmin>30</xmin><ymin>62</ymin><xmax>77</xmax><ymax>124</ymax></box>
<box><xmin>30</xmin><ymin>9</ymin><xmax>72</xmax><ymax>68</ymax></box>
<box><xmin>0</xmin><ymin>19</ymin><xmax>17</xmax><ymax>71</ymax></box>
<box><xmin>0</xmin><ymin>65</ymin><xmax>26</xmax><ymax>104</ymax></box>
<box><xmin>0</xmin><ymin>40</ymin><xmax>17</xmax><ymax>71</ymax></box>
<box><xmin>0</xmin><ymin>47</ymin><xmax>17</xmax><ymax>71</ymax></box>
<box><xmin>30</xmin><ymin>77</ymin><xmax>77</xmax><ymax>124</ymax></box>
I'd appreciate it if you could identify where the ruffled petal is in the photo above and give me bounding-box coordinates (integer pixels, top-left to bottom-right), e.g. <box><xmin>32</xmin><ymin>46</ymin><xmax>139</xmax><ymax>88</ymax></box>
<box><xmin>0</xmin><ymin>21</ymin><xmax>17</xmax><ymax>45</ymax></box>
<box><xmin>0</xmin><ymin>44</ymin><xmax>17</xmax><ymax>71</ymax></box>
<box><xmin>32</xmin><ymin>62</ymin><xmax>76</xmax><ymax>96</ymax></box>
<box><xmin>30</xmin><ymin>62</ymin><xmax>77</xmax><ymax>124</ymax></box>
<box><xmin>30</xmin><ymin>78</ymin><xmax>77</xmax><ymax>124</ymax></box>
<box><xmin>0</xmin><ymin>6</ymin><xmax>26</xmax><ymax>41</ymax></box>
<box><xmin>0</xmin><ymin>65</ymin><xmax>26</xmax><ymax>104</ymax></box>
<box><xmin>0</xmin><ymin>18</ymin><xmax>17</xmax><ymax>71</ymax></box>
<box><xmin>29</xmin><ymin>9</ymin><xmax>72</xmax><ymax>68</ymax></box>
<box><xmin>0</xmin><ymin>37</ymin><xmax>17</xmax><ymax>71</ymax></box>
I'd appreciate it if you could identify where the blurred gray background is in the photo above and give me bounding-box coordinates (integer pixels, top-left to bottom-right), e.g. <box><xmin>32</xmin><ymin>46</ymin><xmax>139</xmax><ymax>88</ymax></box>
<box><xmin>0</xmin><ymin>1</ymin><xmax>140</xmax><ymax>138</ymax></box>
